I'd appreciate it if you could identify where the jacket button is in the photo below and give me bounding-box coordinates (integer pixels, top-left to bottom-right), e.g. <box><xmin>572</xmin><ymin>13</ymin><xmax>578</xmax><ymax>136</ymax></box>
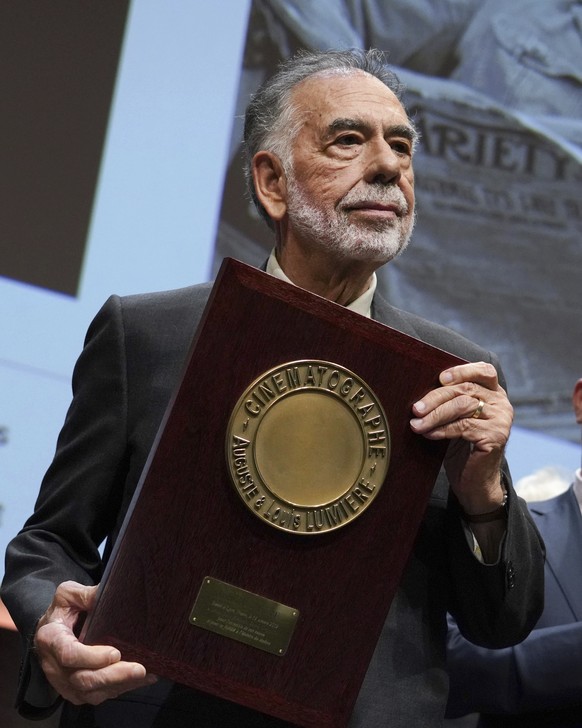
<box><xmin>507</xmin><ymin>562</ymin><xmax>515</xmax><ymax>589</ymax></box>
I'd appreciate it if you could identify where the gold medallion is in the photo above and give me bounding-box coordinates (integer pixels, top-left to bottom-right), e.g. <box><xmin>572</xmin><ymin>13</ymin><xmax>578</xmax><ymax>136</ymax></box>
<box><xmin>226</xmin><ymin>361</ymin><xmax>390</xmax><ymax>535</ymax></box>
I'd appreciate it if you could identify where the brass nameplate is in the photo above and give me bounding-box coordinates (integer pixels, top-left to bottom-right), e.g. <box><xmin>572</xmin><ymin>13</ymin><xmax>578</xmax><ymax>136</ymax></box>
<box><xmin>226</xmin><ymin>360</ymin><xmax>390</xmax><ymax>534</ymax></box>
<box><xmin>190</xmin><ymin>577</ymin><xmax>299</xmax><ymax>656</ymax></box>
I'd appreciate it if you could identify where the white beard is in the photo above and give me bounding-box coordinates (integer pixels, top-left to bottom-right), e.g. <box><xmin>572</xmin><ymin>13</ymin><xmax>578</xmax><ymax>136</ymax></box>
<box><xmin>285</xmin><ymin>174</ymin><xmax>415</xmax><ymax>264</ymax></box>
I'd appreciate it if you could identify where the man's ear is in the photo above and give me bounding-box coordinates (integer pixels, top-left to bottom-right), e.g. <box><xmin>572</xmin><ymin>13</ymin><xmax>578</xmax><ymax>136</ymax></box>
<box><xmin>573</xmin><ymin>379</ymin><xmax>582</xmax><ymax>425</ymax></box>
<box><xmin>252</xmin><ymin>151</ymin><xmax>288</xmax><ymax>222</ymax></box>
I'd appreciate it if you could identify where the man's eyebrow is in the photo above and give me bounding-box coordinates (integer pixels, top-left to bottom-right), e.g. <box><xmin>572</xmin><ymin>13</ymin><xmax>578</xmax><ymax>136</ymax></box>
<box><xmin>326</xmin><ymin>117</ymin><xmax>418</xmax><ymax>144</ymax></box>
<box><xmin>327</xmin><ymin>117</ymin><xmax>370</xmax><ymax>134</ymax></box>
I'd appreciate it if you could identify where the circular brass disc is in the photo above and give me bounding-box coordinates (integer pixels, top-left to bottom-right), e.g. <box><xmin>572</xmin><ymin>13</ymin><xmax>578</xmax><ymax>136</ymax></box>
<box><xmin>226</xmin><ymin>360</ymin><xmax>390</xmax><ymax>535</ymax></box>
<box><xmin>255</xmin><ymin>390</ymin><xmax>364</xmax><ymax>508</ymax></box>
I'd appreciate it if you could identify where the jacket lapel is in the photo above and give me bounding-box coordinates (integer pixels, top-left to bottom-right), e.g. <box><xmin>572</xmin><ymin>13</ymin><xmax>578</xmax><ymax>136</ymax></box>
<box><xmin>371</xmin><ymin>292</ymin><xmax>421</xmax><ymax>338</ymax></box>
<box><xmin>531</xmin><ymin>486</ymin><xmax>582</xmax><ymax>620</ymax></box>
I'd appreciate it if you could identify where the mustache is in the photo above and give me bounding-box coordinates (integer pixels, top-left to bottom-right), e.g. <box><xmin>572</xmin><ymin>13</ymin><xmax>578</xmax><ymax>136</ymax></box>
<box><xmin>339</xmin><ymin>185</ymin><xmax>409</xmax><ymax>215</ymax></box>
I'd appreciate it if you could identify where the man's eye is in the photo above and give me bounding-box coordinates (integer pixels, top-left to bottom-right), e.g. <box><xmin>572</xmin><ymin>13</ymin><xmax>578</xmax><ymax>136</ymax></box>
<box><xmin>391</xmin><ymin>140</ymin><xmax>412</xmax><ymax>156</ymax></box>
<box><xmin>335</xmin><ymin>134</ymin><xmax>360</xmax><ymax>146</ymax></box>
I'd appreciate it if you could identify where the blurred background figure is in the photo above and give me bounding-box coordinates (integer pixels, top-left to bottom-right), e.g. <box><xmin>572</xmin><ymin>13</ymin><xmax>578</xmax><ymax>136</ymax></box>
<box><xmin>514</xmin><ymin>466</ymin><xmax>572</xmax><ymax>503</ymax></box>
<box><xmin>446</xmin><ymin>378</ymin><xmax>582</xmax><ymax>727</ymax></box>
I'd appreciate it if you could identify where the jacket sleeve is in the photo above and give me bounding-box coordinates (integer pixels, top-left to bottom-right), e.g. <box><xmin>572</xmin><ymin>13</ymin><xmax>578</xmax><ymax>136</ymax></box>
<box><xmin>443</xmin><ymin>350</ymin><xmax>545</xmax><ymax>648</ymax></box>
<box><xmin>0</xmin><ymin>295</ymin><xmax>130</xmax><ymax>717</ymax></box>
<box><xmin>383</xmin><ymin>305</ymin><xmax>547</xmax><ymax>650</ymax></box>
<box><xmin>446</xmin><ymin>615</ymin><xmax>582</xmax><ymax>715</ymax></box>
<box><xmin>445</xmin><ymin>479</ymin><xmax>545</xmax><ymax>648</ymax></box>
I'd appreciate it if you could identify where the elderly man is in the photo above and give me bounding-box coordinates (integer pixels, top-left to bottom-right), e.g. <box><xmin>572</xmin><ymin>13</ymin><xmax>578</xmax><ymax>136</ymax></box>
<box><xmin>1</xmin><ymin>49</ymin><xmax>543</xmax><ymax>728</ymax></box>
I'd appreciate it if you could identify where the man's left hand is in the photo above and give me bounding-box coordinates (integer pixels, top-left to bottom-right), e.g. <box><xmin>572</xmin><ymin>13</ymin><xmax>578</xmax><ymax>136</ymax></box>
<box><xmin>410</xmin><ymin>361</ymin><xmax>513</xmax><ymax>514</ymax></box>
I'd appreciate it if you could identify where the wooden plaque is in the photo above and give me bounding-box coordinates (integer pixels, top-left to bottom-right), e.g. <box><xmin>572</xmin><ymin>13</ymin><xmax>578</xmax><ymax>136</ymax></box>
<box><xmin>81</xmin><ymin>258</ymin><xmax>465</xmax><ymax>727</ymax></box>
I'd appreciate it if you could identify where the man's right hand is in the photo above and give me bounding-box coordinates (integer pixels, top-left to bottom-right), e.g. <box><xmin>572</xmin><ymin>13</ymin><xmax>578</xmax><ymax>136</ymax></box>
<box><xmin>34</xmin><ymin>580</ymin><xmax>157</xmax><ymax>705</ymax></box>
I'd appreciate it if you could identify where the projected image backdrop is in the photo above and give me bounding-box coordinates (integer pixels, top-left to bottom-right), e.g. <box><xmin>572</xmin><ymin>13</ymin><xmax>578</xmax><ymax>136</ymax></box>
<box><xmin>215</xmin><ymin>0</ymin><xmax>582</xmax><ymax>445</ymax></box>
<box><xmin>1</xmin><ymin>0</ymin><xmax>581</xmax><ymax>587</ymax></box>
<box><xmin>0</xmin><ymin>1</ymin><xmax>251</xmax><ymax>583</ymax></box>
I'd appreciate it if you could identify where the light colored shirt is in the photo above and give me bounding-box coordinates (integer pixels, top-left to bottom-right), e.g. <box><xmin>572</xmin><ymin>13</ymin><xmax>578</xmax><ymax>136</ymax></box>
<box><xmin>266</xmin><ymin>250</ymin><xmax>377</xmax><ymax>317</ymax></box>
<box><xmin>573</xmin><ymin>468</ymin><xmax>582</xmax><ymax>513</ymax></box>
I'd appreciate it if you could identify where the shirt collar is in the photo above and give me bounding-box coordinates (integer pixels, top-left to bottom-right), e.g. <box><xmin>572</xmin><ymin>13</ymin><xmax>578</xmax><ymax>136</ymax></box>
<box><xmin>573</xmin><ymin>468</ymin><xmax>582</xmax><ymax>511</ymax></box>
<box><xmin>266</xmin><ymin>249</ymin><xmax>376</xmax><ymax>318</ymax></box>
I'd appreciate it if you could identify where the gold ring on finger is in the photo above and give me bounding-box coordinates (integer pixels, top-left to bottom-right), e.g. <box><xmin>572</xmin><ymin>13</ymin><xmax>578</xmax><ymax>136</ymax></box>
<box><xmin>471</xmin><ymin>399</ymin><xmax>485</xmax><ymax>419</ymax></box>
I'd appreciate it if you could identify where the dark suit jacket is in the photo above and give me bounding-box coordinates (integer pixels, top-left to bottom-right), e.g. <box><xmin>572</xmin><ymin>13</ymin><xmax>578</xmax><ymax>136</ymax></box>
<box><xmin>447</xmin><ymin>485</ymin><xmax>582</xmax><ymax>727</ymax></box>
<box><xmin>1</xmin><ymin>282</ymin><xmax>545</xmax><ymax>728</ymax></box>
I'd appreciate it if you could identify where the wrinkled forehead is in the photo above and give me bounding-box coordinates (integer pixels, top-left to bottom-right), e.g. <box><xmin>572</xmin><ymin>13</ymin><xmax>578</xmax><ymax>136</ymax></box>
<box><xmin>290</xmin><ymin>69</ymin><xmax>410</xmax><ymax>127</ymax></box>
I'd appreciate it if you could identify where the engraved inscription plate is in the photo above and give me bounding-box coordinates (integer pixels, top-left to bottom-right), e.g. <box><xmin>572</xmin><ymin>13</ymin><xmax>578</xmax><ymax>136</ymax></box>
<box><xmin>226</xmin><ymin>360</ymin><xmax>390</xmax><ymax>534</ymax></box>
<box><xmin>190</xmin><ymin>577</ymin><xmax>299</xmax><ymax>656</ymax></box>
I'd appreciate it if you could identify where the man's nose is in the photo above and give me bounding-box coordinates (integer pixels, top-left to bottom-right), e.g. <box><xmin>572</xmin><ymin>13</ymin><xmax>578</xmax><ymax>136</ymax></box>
<box><xmin>363</xmin><ymin>140</ymin><xmax>402</xmax><ymax>185</ymax></box>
